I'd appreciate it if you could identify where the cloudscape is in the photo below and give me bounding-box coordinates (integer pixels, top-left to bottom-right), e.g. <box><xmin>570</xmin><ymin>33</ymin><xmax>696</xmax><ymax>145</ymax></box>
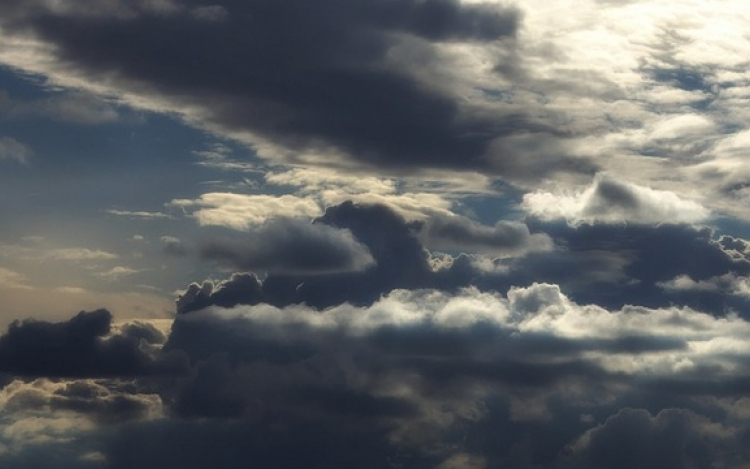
<box><xmin>2</xmin><ymin>0</ymin><xmax>750</xmax><ymax>467</ymax></box>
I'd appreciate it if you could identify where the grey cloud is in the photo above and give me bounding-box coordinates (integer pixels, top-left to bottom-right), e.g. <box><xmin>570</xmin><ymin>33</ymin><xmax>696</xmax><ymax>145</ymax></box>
<box><xmin>179</xmin><ymin>202</ymin><xmax>750</xmax><ymax>315</ymax></box>
<box><xmin>155</xmin><ymin>284</ymin><xmax>750</xmax><ymax>468</ymax></box>
<box><xmin>3</xmin><ymin>378</ymin><xmax>161</xmax><ymax>423</ymax></box>
<box><xmin>6</xmin><ymin>282</ymin><xmax>750</xmax><ymax>468</ymax></box>
<box><xmin>0</xmin><ymin>310</ymin><xmax>186</xmax><ymax>378</ymax></box>
<box><xmin>0</xmin><ymin>89</ymin><xmax>121</xmax><ymax>124</ymax></box>
<box><xmin>562</xmin><ymin>408</ymin><xmax>739</xmax><ymax>469</ymax></box>
<box><xmin>0</xmin><ymin>0</ymin><xmax>594</xmax><ymax>180</ymax></box>
<box><xmin>175</xmin><ymin>272</ymin><xmax>264</xmax><ymax>315</ymax></box>
<box><xmin>161</xmin><ymin>235</ymin><xmax>188</xmax><ymax>257</ymax></box>
<box><xmin>510</xmin><ymin>220</ymin><xmax>750</xmax><ymax>313</ymax></box>
<box><xmin>418</xmin><ymin>213</ymin><xmax>553</xmax><ymax>256</ymax></box>
<box><xmin>179</xmin><ymin>201</ymin><xmax>435</xmax><ymax>311</ymax></box>
<box><xmin>200</xmin><ymin>218</ymin><xmax>375</xmax><ymax>274</ymax></box>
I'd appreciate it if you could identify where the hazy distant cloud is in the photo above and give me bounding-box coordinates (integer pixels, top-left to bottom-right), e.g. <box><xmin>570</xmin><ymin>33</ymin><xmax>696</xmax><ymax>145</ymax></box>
<box><xmin>0</xmin><ymin>89</ymin><xmax>121</xmax><ymax>124</ymax></box>
<box><xmin>160</xmin><ymin>236</ymin><xmax>187</xmax><ymax>257</ymax></box>
<box><xmin>170</xmin><ymin>193</ymin><xmax>322</xmax><ymax>230</ymax></box>
<box><xmin>0</xmin><ymin>243</ymin><xmax>118</xmax><ymax>262</ymax></box>
<box><xmin>106</xmin><ymin>209</ymin><xmax>171</xmax><ymax>219</ymax></box>
<box><xmin>200</xmin><ymin>218</ymin><xmax>375</xmax><ymax>275</ymax></box>
<box><xmin>0</xmin><ymin>136</ymin><xmax>31</xmax><ymax>164</ymax></box>
<box><xmin>0</xmin><ymin>268</ymin><xmax>31</xmax><ymax>290</ymax></box>
<box><xmin>95</xmin><ymin>266</ymin><xmax>140</xmax><ymax>280</ymax></box>
<box><xmin>523</xmin><ymin>174</ymin><xmax>709</xmax><ymax>225</ymax></box>
<box><xmin>46</xmin><ymin>248</ymin><xmax>118</xmax><ymax>261</ymax></box>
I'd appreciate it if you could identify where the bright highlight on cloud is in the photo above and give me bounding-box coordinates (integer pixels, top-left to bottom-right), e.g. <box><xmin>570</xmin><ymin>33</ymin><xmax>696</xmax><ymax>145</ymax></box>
<box><xmin>522</xmin><ymin>174</ymin><xmax>710</xmax><ymax>225</ymax></box>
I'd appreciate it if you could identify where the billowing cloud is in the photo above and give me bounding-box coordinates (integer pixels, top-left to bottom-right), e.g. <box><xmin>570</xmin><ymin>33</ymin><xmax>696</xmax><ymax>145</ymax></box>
<box><xmin>200</xmin><ymin>218</ymin><xmax>376</xmax><ymax>275</ymax></box>
<box><xmin>523</xmin><ymin>174</ymin><xmax>709</xmax><ymax>225</ymax></box>
<box><xmin>157</xmin><ymin>283</ymin><xmax>750</xmax><ymax>467</ymax></box>
<box><xmin>175</xmin><ymin>273</ymin><xmax>264</xmax><ymax>315</ymax></box>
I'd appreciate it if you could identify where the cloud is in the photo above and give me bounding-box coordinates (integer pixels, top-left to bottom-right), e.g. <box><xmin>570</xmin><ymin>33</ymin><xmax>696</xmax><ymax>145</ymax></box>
<box><xmin>562</xmin><ymin>408</ymin><xmax>738</xmax><ymax>469</ymax></box>
<box><xmin>106</xmin><ymin>210</ymin><xmax>171</xmax><ymax>219</ymax></box>
<box><xmin>200</xmin><ymin>218</ymin><xmax>375</xmax><ymax>275</ymax></box>
<box><xmin>6</xmin><ymin>279</ymin><xmax>750</xmax><ymax>467</ymax></box>
<box><xmin>160</xmin><ymin>236</ymin><xmax>187</xmax><ymax>257</ymax></box>
<box><xmin>169</xmin><ymin>193</ymin><xmax>322</xmax><ymax>230</ymax></box>
<box><xmin>0</xmin><ymin>268</ymin><xmax>31</xmax><ymax>290</ymax></box>
<box><xmin>264</xmin><ymin>167</ymin><xmax>459</xmax><ymax>221</ymax></box>
<box><xmin>95</xmin><ymin>266</ymin><xmax>140</xmax><ymax>280</ymax></box>
<box><xmin>157</xmin><ymin>282</ymin><xmax>750</xmax><ymax>466</ymax></box>
<box><xmin>175</xmin><ymin>273</ymin><xmax>264</xmax><ymax>315</ymax></box>
<box><xmin>0</xmin><ymin>136</ymin><xmax>31</xmax><ymax>164</ymax></box>
<box><xmin>0</xmin><ymin>0</ymin><xmax>593</xmax><ymax>183</ymax></box>
<box><xmin>417</xmin><ymin>213</ymin><xmax>554</xmax><ymax>257</ymax></box>
<box><xmin>522</xmin><ymin>174</ymin><xmax>709</xmax><ymax>225</ymax></box>
<box><xmin>0</xmin><ymin>378</ymin><xmax>162</xmax><ymax>424</ymax></box>
<box><xmin>0</xmin><ymin>244</ymin><xmax>118</xmax><ymax>262</ymax></box>
<box><xmin>0</xmin><ymin>89</ymin><xmax>121</xmax><ymax>124</ymax></box>
<box><xmin>0</xmin><ymin>310</ymin><xmax>186</xmax><ymax>378</ymax></box>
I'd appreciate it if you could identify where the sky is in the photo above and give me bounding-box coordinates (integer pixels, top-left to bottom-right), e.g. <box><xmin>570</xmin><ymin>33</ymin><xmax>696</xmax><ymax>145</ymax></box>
<box><xmin>2</xmin><ymin>0</ymin><xmax>750</xmax><ymax>467</ymax></box>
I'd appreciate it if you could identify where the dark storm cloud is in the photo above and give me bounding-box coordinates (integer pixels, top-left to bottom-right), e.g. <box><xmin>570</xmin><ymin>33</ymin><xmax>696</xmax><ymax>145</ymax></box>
<box><xmin>0</xmin><ymin>309</ymin><xmax>185</xmax><ymax>377</ymax></box>
<box><xmin>0</xmin><ymin>0</ymin><xmax>590</xmax><ymax>177</ymax></box>
<box><xmin>199</xmin><ymin>218</ymin><xmax>375</xmax><ymax>274</ymax></box>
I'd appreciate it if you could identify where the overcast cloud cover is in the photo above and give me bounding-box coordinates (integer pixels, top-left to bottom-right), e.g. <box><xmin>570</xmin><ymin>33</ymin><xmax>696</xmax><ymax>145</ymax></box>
<box><xmin>2</xmin><ymin>0</ymin><xmax>750</xmax><ymax>467</ymax></box>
